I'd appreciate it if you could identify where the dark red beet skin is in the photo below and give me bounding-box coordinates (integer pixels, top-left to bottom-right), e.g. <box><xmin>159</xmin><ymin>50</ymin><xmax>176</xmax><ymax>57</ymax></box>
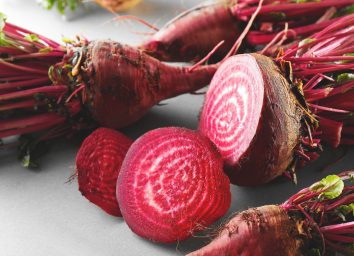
<box><xmin>117</xmin><ymin>127</ymin><xmax>231</xmax><ymax>243</ymax></box>
<box><xmin>140</xmin><ymin>3</ymin><xmax>241</xmax><ymax>62</ymax></box>
<box><xmin>76</xmin><ymin>128</ymin><xmax>133</xmax><ymax>217</ymax></box>
<box><xmin>80</xmin><ymin>40</ymin><xmax>218</xmax><ymax>129</ymax></box>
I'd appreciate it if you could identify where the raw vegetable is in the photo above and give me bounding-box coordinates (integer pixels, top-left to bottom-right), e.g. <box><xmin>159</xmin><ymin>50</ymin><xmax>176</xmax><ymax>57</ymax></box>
<box><xmin>117</xmin><ymin>127</ymin><xmax>231</xmax><ymax>243</ymax></box>
<box><xmin>40</xmin><ymin>0</ymin><xmax>142</xmax><ymax>15</ymax></box>
<box><xmin>199</xmin><ymin>14</ymin><xmax>354</xmax><ymax>185</ymax></box>
<box><xmin>140</xmin><ymin>0</ymin><xmax>354</xmax><ymax>62</ymax></box>
<box><xmin>140</xmin><ymin>2</ymin><xmax>241</xmax><ymax>62</ymax></box>
<box><xmin>188</xmin><ymin>172</ymin><xmax>354</xmax><ymax>256</ymax></box>
<box><xmin>0</xmin><ymin>15</ymin><xmax>216</xmax><ymax>161</ymax></box>
<box><xmin>188</xmin><ymin>171</ymin><xmax>354</xmax><ymax>256</ymax></box>
<box><xmin>76</xmin><ymin>127</ymin><xmax>132</xmax><ymax>217</ymax></box>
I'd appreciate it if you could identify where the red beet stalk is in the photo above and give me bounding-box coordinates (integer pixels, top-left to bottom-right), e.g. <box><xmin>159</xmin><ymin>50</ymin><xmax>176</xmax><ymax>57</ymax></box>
<box><xmin>140</xmin><ymin>0</ymin><xmax>354</xmax><ymax>62</ymax></box>
<box><xmin>0</xmin><ymin>17</ymin><xmax>216</xmax><ymax>147</ymax></box>
<box><xmin>117</xmin><ymin>127</ymin><xmax>231</xmax><ymax>243</ymax></box>
<box><xmin>188</xmin><ymin>172</ymin><xmax>354</xmax><ymax>256</ymax></box>
<box><xmin>76</xmin><ymin>128</ymin><xmax>133</xmax><ymax>217</ymax></box>
<box><xmin>199</xmin><ymin>14</ymin><xmax>354</xmax><ymax>186</ymax></box>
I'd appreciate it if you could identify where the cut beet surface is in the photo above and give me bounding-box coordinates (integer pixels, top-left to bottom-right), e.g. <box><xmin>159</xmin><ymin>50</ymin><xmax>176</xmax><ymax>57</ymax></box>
<box><xmin>199</xmin><ymin>54</ymin><xmax>265</xmax><ymax>166</ymax></box>
<box><xmin>76</xmin><ymin>128</ymin><xmax>133</xmax><ymax>217</ymax></box>
<box><xmin>199</xmin><ymin>54</ymin><xmax>302</xmax><ymax>186</ymax></box>
<box><xmin>117</xmin><ymin>127</ymin><xmax>231</xmax><ymax>243</ymax></box>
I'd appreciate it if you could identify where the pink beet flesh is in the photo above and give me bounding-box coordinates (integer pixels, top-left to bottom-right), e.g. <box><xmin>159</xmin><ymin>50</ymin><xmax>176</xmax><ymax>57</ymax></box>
<box><xmin>117</xmin><ymin>127</ymin><xmax>231</xmax><ymax>243</ymax></box>
<box><xmin>199</xmin><ymin>55</ymin><xmax>264</xmax><ymax>167</ymax></box>
<box><xmin>76</xmin><ymin>128</ymin><xmax>133</xmax><ymax>217</ymax></box>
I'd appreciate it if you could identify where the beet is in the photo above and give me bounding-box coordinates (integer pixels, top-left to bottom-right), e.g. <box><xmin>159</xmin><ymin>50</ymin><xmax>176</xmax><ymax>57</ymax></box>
<box><xmin>188</xmin><ymin>205</ymin><xmax>303</xmax><ymax>256</ymax></box>
<box><xmin>76</xmin><ymin>128</ymin><xmax>133</xmax><ymax>216</ymax></box>
<box><xmin>0</xmin><ymin>21</ymin><xmax>216</xmax><ymax>142</ymax></box>
<box><xmin>140</xmin><ymin>2</ymin><xmax>241</xmax><ymax>63</ymax></box>
<box><xmin>117</xmin><ymin>127</ymin><xmax>231</xmax><ymax>243</ymax></box>
<box><xmin>199</xmin><ymin>53</ymin><xmax>302</xmax><ymax>185</ymax></box>
<box><xmin>189</xmin><ymin>172</ymin><xmax>354</xmax><ymax>256</ymax></box>
<box><xmin>199</xmin><ymin>14</ymin><xmax>354</xmax><ymax>185</ymax></box>
<box><xmin>141</xmin><ymin>0</ymin><xmax>354</xmax><ymax>62</ymax></box>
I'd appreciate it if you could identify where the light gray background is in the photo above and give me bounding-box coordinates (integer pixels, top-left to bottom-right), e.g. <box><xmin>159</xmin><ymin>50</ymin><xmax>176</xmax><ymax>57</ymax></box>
<box><xmin>0</xmin><ymin>1</ymin><xmax>353</xmax><ymax>256</ymax></box>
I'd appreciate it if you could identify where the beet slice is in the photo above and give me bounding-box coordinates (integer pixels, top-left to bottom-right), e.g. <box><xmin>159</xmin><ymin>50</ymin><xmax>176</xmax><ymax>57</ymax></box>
<box><xmin>117</xmin><ymin>127</ymin><xmax>231</xmax><ymax>243</ymax></box>
<box><xmin>76</xmin><ymin>128</ymin><xmax>133</xmax><ymax>217</ymax></box>
<box><xmin>199</xmin><ymin>54</ymin><xmax>303</xmax><ymax>186</ymax></box>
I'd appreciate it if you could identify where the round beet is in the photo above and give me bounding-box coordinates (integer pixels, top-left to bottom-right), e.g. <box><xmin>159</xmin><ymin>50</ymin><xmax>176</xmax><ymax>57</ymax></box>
<box><xmin>117</xmin><ymin>127</ymin><xmax>231</xmax><ymax>243</ymax></box>
<box><xmin>76</xmin><ymin>128</ymin><xmax>133</xmax><ymax>217</ymax></box>
<box><xmin>199</xmin><ymin>54</ymin><xmax>302</xmax><ymax>186</ymax></box>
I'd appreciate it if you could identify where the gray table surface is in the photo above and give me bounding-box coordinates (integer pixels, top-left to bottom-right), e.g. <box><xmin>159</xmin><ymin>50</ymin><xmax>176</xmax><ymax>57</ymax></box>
<box><xmin>1</xmin><ymin>1</ymin><xmax>353</xmax><ymax>255</ymax></box>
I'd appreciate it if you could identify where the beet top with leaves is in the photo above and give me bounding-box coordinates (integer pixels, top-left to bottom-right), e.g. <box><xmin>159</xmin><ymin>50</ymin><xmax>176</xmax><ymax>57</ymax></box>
<box><xmin>189</xmin><ymin>172</ymin><xmax>354</xmax><ymax>256</ymax></box>
<box><xmin>0</xmin><ymin>13</ymin><xmax>216</xmax><ymax>165</ymax></box>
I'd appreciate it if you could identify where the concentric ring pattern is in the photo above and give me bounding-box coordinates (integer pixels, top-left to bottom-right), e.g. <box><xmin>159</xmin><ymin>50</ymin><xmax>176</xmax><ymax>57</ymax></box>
<box><xmin>199</xmin><ymin>54</ymin><xmax>264</xmax><ymax>166</ymax></box>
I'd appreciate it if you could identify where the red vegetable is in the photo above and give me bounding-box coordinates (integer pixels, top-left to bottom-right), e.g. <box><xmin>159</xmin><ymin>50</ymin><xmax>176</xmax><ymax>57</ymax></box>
<box><xmin>0</xmin><ymin>19</ymin><xmax>216</xmax><ymax>143</ymax></box>
<box><xmin>140</xmin><ymin>2</ymin><xmax>241</xmax><ymax>62</ymax></box>
<box><xmin>76</xmin><ymin>128</ymin><xmax>133</xmax><ymax>216</ymax></box>
<box><xmin>199</xmin><ymin>14</ymin><xmax>354</xmax><ymax>185</ymax></box>
<box><xmin>188</xmin><ymin>172</ymin><xmax>354</xmax><ymax>256</ymax></box>
<box><xmin>140</xmin><ymin>0</ymin><xmax>354</xmax><ymax>62</ymax></box>
<box><xmin>117</xmin><ymin>127</ymin><xmax>231</xmax><ymax>243</ymax></box>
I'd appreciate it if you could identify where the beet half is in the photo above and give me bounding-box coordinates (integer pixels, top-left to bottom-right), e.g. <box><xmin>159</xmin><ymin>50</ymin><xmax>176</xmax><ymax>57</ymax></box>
<box><xmin>76</xmin><ymin>128</ymin><xmax>133</xmax><ymax>216</ymax></box>
<box><xmin>200</xmin><ymin>53</ymin><xmax>302</xmax><ymax>186</ymax></box>
<box><xmin>199</xmin><ymin>14</ymin><xmax>354</xmax><ymax>185</ymax></box>
<box><xmin>117</xmin><ymin>127</ymin><xmax>231</xmax><ymax>243</ymax></box>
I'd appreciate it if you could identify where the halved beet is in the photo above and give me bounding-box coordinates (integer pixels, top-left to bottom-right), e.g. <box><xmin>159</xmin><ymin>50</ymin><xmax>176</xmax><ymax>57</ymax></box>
<box><xmin>117</xmin><ymin>127</ymin><xmax>231</xmax><ymax>243</ymax></box>
<box><xmin>76</xmin><ymin>128</ymin><xmax>133</xmax><ymax>217</ymax></box>
<box><xmin>199</xmin><ymin>54</ymin><xmax>302</xmax><ymax>186</ymax></box>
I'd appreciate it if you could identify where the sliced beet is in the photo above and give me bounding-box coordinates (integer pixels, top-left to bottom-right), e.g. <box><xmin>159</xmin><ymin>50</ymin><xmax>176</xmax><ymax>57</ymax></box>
<box><xmin>199</xmin><ymin>54</ymin><xmax>303</xmax><ymax>186</ymax></box>
<box><xmin>76</xmin><ymin>128</ymin><xmax>133</xmax><ymax>217</ymax></box>
<box><xmin>117</xmin><ymin>127</ymin><xmax>231</xmax><ymax>243</ymax></box>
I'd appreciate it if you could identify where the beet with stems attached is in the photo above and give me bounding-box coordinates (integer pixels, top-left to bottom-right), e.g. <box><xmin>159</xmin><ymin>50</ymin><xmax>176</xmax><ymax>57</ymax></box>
<box><xmin>117</xmin><ymin>127</ymin><xmax>231</xmax><ymax>243</ymax></box>
<box><xmin>0</xmin><ymin>16</ymin><xmax>216</xmax><ymax>153</ymax></box>
<box><xmin>140</xmin><ymin>2</ymin><xmax>241</xmax><ymax>63</ymax></box>
<box><xmin>188</xmin><ymin>172</ymin><xmax>354</xmax><ymax>256</ymax></box>
<box><xmin>76</xmin><ymin>128</ymin><xmax>133</xmax><ymax>217</ymax></box>
<box><xmin>199</xmin><ymin>14</ymin><xmax>354</xmax><ymax>186</ymax></box>
<box><xmin>140</xmin><ymin>0</ymin><xmax>354</xmax><ymax>62</ymax></box>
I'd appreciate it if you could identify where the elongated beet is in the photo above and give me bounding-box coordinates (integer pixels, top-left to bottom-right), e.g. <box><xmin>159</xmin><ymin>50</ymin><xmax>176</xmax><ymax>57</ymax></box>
<box><xmin>189</xmin><ymin>172</ymin><xmax>354</xmax><ymax>256</ymax></box>
<box><xmin>0</xmin><ymin>18</ymin><xmax>216</xmax><ymax>144</ymax></box>
<box><xmin>200</xmin><ymin>14</ymin><xmax>354</xmax><ymax>185</ymax></box>
<box><xmin>117</xmin><ymin>127</ymin><xmax>231</xmax><ymax>243</ymax></box>
<box><xmin>141</xmin><ymin>0</ymin><xmax>354</xmax><ymax>62</ymax></box>
<box><xmin>140</xmin><ymin>2</ymin><xmax>241</xmax><ymax>62</ymax></box>
<box><xmin>76</xmin><ymin>128</ymin><xmax>133</xmax><ymax>216</ymax></box>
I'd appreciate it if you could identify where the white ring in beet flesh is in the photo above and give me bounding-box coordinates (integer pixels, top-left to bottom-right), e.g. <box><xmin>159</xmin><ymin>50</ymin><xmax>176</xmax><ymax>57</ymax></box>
<box><xmin>199</xmin><ymin>54</ymin><xmax>264</xmax><ymax>166</ymax></box>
